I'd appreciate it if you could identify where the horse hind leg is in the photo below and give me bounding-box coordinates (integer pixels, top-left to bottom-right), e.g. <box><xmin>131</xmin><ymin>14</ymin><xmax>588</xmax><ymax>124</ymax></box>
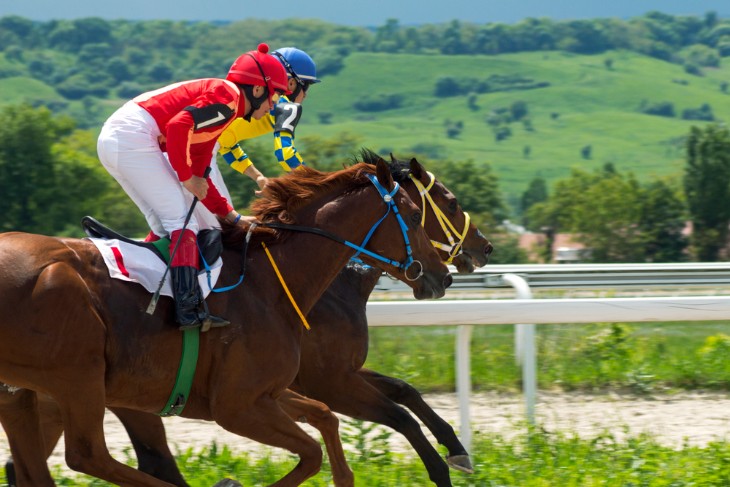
<box><xmin>0</xmin><ymin>388</ymin><xmax>55</xmax><ymax>487</ymax></box>
<box><xmin>214</xmin><ymin>395</ymin><xmax>324</xmax><ymax>487</ymax></box>
<box><xmin>52</xmin><ymin>386</ymin><xmax>175</xmax><ymax>486</ymax></box>
<box><xmin>361</xmin><ymin>369</ymin><xmax>473</xmax><ymax>473</ymax></box>
<box><xmin>278</xmin><ymin>389</ymin><xmax>354</xmax><ymax>487</ymax></box>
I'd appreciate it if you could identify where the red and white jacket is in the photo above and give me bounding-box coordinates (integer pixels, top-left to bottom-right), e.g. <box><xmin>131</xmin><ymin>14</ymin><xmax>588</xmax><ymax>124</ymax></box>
<box><xmin>134</xmin><ymin>78</ymin><xmax>245</xmax><ymax>217</ymax></box>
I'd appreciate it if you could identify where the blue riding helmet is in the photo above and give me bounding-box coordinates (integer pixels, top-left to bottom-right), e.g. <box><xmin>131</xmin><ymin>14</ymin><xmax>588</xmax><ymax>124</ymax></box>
<box><xmin>272</xmin><ymin>47</ymin><xmax>322</xmax><ymax>84</ymax></box>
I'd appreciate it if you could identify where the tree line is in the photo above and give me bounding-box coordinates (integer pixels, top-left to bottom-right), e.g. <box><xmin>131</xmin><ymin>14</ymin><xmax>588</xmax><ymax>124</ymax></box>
<box><xmin>2</xmin><ymin>103</ymin><xmax>730</xmax><ymax>264</ymax></box>
<box><xmin>521</xmin><ymin>124</ymin><xmax>730</xmax><ymax>263</ymax></box>
<box><xmin>0</xmin><ymin>11</ymin><xmax>729</xmax><ymax>110</ymax></box>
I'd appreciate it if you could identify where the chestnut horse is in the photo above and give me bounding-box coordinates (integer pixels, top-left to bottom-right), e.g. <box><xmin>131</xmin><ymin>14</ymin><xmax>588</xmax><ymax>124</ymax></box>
<box><xmin>0</xmin><ymin>160</ymin><xmax>451</xmax><ymax>487</ymax></box>
<box><xmin>2</xmin><ymin>152</ymin><xmax>490</xmax><ymax>487</ymax></box>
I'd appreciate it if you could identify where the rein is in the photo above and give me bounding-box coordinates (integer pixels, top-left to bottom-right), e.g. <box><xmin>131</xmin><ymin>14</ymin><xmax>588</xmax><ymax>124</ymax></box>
<box><xmin>409</xmin><ymin>171</ymin><xmax>470</xmax><ymax>265</ymax></box>
<box><xmin>262</xmin><ymin>174</ymin><xmax>423</xmax><ymax>281</ymax></box>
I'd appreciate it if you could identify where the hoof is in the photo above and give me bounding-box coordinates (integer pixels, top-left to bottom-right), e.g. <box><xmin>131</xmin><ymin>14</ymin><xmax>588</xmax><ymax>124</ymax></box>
<box><xmin>446</xmin><ymin>454</ymin><xmax>474</xmax><ymax>474</ymax></box>
<box><xmin>212</xmin><ymin>479</ymin><xmax>242</xmax><ymax>487</ymax></box>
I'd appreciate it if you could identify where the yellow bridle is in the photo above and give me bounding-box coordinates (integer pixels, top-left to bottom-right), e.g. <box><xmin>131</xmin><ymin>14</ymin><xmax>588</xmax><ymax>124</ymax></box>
<box><xmin>408</xmin><ymin>171</ymin><xmax>470</xmax><ymax>265</ymax></box>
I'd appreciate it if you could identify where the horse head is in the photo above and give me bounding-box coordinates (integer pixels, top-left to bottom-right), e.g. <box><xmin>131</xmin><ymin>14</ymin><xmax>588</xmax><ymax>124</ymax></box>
<box><xmin>403</xmin><ymin>155</ymin><xmax>493</xmax><ymax>273</ymax></box>
<box><xmin>368</xmin><ymin>159</ymin><xmax>452</xmax><ymax>299</ymax></box>
<box><xmin>357</xmin><ymin>148</ymin><xmax>493</xmax><ymax>274</ymax></box>
<box><xmin>250</xmin><ymin>159</ymin><xmax>452</xmax><ymax>300</ymax></box>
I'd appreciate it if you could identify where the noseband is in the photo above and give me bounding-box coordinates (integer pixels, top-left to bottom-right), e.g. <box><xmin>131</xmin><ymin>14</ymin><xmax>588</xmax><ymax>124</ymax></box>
<box><xmin>409</xmin><ymin>171</ymin><xmax>469</xmax><ymax>265</ymax></box>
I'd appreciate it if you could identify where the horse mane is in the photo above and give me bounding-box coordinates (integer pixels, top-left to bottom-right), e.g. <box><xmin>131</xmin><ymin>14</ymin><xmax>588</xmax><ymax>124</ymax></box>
<box><xmin>220</xmin><ymin>162</ymin><xmax>377</xmax><ymax>249</ymax></box>
<box><xmin>352</xmin><ymin>148</ymin><xmax>413</xmax><ymax>184</ymax></box>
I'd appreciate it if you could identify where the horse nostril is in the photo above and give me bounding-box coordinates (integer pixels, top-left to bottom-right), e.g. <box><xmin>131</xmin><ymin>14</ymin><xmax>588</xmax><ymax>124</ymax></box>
<box><xmin>485</xmin><ymin>243</ymin><xmax>494</xmax><ymax>256</ymax></box>
<box><xmin>444</xmin><ymin>273</ymin><xmax>453</xmax><ymax>288</ymax></box>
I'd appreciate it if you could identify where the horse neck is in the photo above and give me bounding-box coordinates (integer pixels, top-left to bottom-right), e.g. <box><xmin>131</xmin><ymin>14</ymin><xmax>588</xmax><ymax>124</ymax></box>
<box><xmin>254</xmin><ymin>232</ymin><xmax>358</xmax><ymax>317</ymax></box>
<box><xmin>254</xmin><ymin>190</ymin><xmax>385</xmax><ymax>316</ymax></box>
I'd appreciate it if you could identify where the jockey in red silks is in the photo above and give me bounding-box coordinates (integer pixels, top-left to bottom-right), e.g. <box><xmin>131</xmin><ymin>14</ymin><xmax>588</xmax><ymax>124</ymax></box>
<box><xmin>97</xmin><ymin>43</ymin><xmax>290</xmax><ymax>330</ymax></box>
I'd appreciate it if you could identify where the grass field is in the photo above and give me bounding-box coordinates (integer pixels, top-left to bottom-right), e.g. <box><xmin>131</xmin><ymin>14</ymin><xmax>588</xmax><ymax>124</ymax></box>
<box><xmin>53</xmin><ymin>431</ymin><xmax>730</xmax><ymax>486</ymax></box>
<box><xmin>299</xmin><ymin>50</ymin><xmax>730</xmax><ymax>208</ymax></box>
<box><xmin>365</xmin><ymin>320</ymin><xmax>730</xmax><ymax>393</ymax></box>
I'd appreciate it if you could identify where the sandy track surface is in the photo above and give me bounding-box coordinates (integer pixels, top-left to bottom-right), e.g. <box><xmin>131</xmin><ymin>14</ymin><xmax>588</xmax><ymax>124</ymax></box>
<box><xmin>2</xmin><ymin>391</ymin><xmax>729</xmax><ymax>475</ymax></box>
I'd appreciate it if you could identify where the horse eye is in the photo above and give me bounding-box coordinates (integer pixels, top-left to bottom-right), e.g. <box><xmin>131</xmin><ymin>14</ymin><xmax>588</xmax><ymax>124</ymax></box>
<box><xmin>448</xmin><ymin>200</ymin><xmax>458</xmax><ymax>214</ymax></box>
<box><xmin>411</xmin><ymin>211</ymin><xmax>422</xmax><ymax>225</ymax></box>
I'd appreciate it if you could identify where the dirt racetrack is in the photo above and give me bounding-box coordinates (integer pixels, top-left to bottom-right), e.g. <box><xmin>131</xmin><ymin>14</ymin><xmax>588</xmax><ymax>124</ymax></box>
<box><xmin>1</xmin><ymin>390</ymin><xmax>729</xmax><ymax>476</ymax></box>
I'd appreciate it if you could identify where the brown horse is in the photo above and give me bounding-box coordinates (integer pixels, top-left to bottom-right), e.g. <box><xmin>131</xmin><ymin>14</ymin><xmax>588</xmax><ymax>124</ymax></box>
<box><xmin>2</xmin><ymin>152</ymin><xmax>490</xmax><ymax>487</ymax></box>
<box><xmin>0</xmin><ymin>159</ymin><xmax>451</xmax><ymax>487</ymax></box>
<box><xmin>290</xmin><ymin>152</ymin><xmax>491</xmax><ymax>487</ymax></box>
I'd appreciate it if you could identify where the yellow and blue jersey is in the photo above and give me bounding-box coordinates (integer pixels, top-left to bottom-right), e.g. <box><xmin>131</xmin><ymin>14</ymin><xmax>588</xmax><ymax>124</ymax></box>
<box><xmin>217</xmin><ymin>95</ymin><xmax>304</xmax><ymax>173</ymax></box>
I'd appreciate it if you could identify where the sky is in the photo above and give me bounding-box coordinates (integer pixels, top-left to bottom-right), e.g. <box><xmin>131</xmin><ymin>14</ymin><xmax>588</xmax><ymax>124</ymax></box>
<box><xmin>0</xmin><ymin>0</ymin><xmax>728</xmax><ymax>26</ymax></box>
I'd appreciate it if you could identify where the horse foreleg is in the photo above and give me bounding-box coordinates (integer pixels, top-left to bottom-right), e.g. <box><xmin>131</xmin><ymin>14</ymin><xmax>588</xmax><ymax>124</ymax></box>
<box><xmin>278</xmin><ymin>390</ymin><xmax>354</xmax><ymax>487</ymax></box>
<box><xmin>298</xmin><ymin>369</ymin><xmax>454</xmax><ymax>487</ymax></box>
<box><xmin>360</xmin><ymin>368</ymin><xmax>473</xmax><ymax>473</ymax></box>
<box><xmin>0</xmin><ymin>388</ymin><xmax>55</xmax><ymax>487</ymax></box>
<box><xmin>111</xmin><ymin>407</ymin><xmax>189</xmax><ymax>487</ymax></box>
<box><xmin>214</xmin><ymin>396</ymin><xmax>323</xmax><ymax>487</ymax></box>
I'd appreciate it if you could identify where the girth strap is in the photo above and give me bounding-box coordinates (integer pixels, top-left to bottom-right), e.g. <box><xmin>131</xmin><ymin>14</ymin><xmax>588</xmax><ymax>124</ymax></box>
<box><xmin>158</xmin><ymin>328</ymin><xmax>200</xmax><ymax>417</ymax></box>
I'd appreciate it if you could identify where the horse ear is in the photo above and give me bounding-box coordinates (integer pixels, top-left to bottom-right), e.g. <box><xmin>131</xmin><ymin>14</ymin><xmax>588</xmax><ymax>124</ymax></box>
<box><xmin>389</xmin><ymin>153</ymin><xmax>396</xmax><ymax>163</ymax></box>
<box><xmin>376</xmin><ymin>158</ymin><xmax>395</xmax><ymax>191</ymax></box>
<box><xmin>409</xmin><ymin>157</ymin><xmax>425</xmax><ymax>179</ymax></box>
<box><xmin>278</xmin><ymin>209</ymin><xmax>295</xmax><ymax>224</ymax></box>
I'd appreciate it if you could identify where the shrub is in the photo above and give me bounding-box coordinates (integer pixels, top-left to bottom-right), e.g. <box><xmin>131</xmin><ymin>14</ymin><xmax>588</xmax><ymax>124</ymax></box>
<box><xmin>639</xmin><ymin>100</ymin><xmax>675</xmax><ymax>118</ymax></box>
<box><xmin>444</xmin><ymin>119</ymin><xmax>463</xmax><ymax>139</ymax></box>
<box><xmin>55</xmin><ymin>73</ymin><xmax>109</xmax><ymax>99</ymax></box>
<box><xmin>353</xmin><ymin>94</ymin><xmax>402</xmax><ymax>112</ymax></box>
<box><xmin>0</xmin><ymin>66</ymin><xmax>25</xmax><ymax>78</ymax></box>
<box><xmin>493</xmin><ymin>125</ymin><xmax>512</xmax><ymax>142</ymax></box>
<box><xmin>434</xmin><ymin>76</ymin><xmax>461</xmax><ymax>97</ymax></box>
<box><xmin>510</xmin><ymin>100</ymin><xmax>529</xmax><ymax>121</ymax></box>
<box><xmin>317</xmin><ymin>112</ymin><xmax>333</xmax><ymax>124</ymax></box>
<box><xmin>467</xmin><ymin>94</ymin><xmax>479</xmax><ymax>111</ymax></box>
<box><xmin>681</xmin><ymin>43</ymin><xmax>721</xmax><ymax>67</ymax></box>
<box><xmin>117</xmin><ymin>81</ymin><xmax>146</xmax><ymax>99</ymax></box>
<box><xmin>581</xmin><ymin>145</ymin><xmax>592</xmax><ymax>159</ymax></box>
<box><xmin>684</xmin><ymin>63</ymin><xmax>703</xmax><ymax>76</ymax></box>
<box><xmin>682</xmin><ymin>103</ymin><xmax>714</xmax><ymax>121</ymax></box>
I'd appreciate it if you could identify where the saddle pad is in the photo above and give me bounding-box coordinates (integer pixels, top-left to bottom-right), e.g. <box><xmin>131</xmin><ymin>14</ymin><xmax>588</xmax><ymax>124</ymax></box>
<box><xmin>88</xmin><ymin>238</ymin><xmax>223</xmax><ymax>299</ymax></box>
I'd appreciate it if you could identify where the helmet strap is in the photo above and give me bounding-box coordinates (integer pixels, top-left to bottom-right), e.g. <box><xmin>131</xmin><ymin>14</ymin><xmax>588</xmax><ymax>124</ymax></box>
<box><xmin>239</xmin><ymin>84</ymin><xmax>268</xmax><ymax>122</ymax></box>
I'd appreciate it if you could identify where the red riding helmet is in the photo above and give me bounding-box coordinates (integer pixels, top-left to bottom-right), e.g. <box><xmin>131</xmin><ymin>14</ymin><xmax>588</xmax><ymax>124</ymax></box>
<box><xmin>227</xmin><ymin>43</ymin><xmax>291</xmax><ymax>105</ymax></box>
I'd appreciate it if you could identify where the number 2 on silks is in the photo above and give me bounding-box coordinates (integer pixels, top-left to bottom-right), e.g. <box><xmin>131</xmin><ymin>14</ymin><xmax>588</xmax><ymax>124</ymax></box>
<box><xmin>274</xmin><ymin>103</ymin><xmax>302</xmax><ymax>134</ymax></box>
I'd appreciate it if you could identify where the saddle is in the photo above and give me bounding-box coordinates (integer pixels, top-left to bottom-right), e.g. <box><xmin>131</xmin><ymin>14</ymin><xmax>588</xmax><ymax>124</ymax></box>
<box><xmin>81</xmin><ymin>216</ymin><xmax>223</xmax><ymax>268</ymax></box>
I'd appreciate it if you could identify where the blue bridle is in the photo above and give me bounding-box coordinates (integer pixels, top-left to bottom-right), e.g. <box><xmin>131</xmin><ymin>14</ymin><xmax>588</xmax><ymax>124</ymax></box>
<box><xmin>200</xmin><ymin>173</ymin><xmax>423</xmax><ymax>293</ymax></box>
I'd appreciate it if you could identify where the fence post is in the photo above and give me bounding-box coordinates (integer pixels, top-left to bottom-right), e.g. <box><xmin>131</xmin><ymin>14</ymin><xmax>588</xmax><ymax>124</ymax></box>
<box><xmin>455</xmin><ymin>325</ymin><xmax>472</xmax><ymax>453</ymax></box>
<box><xmin>501</xmin><ymin>273</ymin><xmax>536</xmax><ymax>424</ymax></box>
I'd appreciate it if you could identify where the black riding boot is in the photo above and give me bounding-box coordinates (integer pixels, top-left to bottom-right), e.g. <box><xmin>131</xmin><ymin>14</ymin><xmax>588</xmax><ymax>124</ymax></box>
<box><xmin>170</xmin><ymin>266</ymin><xmax>230</xmax><ymax>331</ymax></box>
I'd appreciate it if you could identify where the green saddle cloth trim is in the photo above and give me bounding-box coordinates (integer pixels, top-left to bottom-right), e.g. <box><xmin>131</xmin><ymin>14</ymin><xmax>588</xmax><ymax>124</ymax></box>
<box><xmin>151</xmin><ymin>238</ymin><xmax>171</xmax><ymax>263</ymax></box>
<box><xmin>158</xmin><ymin>327</ymin><xmax>200</xmax><ymax>417</ymax></box>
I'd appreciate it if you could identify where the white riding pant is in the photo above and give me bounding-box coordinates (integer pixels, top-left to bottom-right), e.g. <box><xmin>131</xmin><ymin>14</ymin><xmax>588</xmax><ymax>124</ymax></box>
<box><xmin>97</xmin><ymin>101</ymin><xmax>233</xmax><ymax>238</ymax></box>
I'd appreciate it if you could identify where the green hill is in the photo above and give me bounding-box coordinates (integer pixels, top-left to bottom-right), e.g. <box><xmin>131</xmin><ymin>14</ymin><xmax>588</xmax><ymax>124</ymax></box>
<box><xmin>0</xmin><ymin>76</ymin><xmax>63</xmax><ymax>105</ymax></box>
<box><xmin>3</xmin><ymin>49</ymin><xmax>729</xmax><ymax>211</ymax></box>
<box><xmin>299</xmin><ymin>50</ymin><xmax>730</xmax><ymax>208</ymax></box>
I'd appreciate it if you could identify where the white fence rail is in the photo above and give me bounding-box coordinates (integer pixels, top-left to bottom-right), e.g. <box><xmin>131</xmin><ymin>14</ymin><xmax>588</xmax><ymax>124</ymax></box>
<box><xmin>366</xmin><ymin>263</ymin><xmax>730</xmax><ymax>453</ymax></box>
<box><xmin>366</xmin><ymin>296</ymin><xmax>730</xmax><ymax>326</ymax></box>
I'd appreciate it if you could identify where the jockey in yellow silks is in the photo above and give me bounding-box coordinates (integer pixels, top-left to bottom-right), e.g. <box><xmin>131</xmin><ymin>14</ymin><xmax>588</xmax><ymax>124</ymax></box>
<box><xmin>201</xmin><ymin>47</ymin><xmax>320</xmax><ymax>213</ymax></box>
